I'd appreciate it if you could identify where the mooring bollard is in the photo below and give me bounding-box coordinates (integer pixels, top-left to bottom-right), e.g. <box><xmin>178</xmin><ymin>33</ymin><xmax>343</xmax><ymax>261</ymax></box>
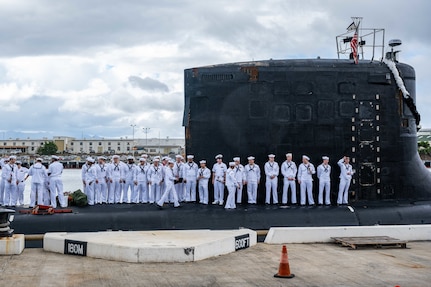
<box><xmin>0</xmin><ymin>208</ymin><xmax>15</xmax><ymax>237</ymax></box>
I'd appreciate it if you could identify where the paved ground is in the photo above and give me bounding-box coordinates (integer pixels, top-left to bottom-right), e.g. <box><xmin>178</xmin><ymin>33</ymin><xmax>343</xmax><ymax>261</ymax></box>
<box><xmin>1</xmin><ymin>242</ymin><xmax>430</xmax><ymax>287</ymax></box>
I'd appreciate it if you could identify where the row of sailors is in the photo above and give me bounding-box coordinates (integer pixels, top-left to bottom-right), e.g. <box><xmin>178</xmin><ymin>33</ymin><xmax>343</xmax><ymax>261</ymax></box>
<box><xmin>0</xmin><ymin>152</ymin><xmax>354</xmax><ymax>209</ymax></box>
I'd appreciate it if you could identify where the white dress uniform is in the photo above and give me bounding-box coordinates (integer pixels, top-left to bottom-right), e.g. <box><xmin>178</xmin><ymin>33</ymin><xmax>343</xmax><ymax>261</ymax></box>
<box><xmin>212</xmin><ymin>159</ymin><xmax>227</xmax><ymax>205</ymax></box>
<box><xmin>281</xmin><ymin>160</ymin><xmax>298</xmax><ymax>204</ymax></box>
<box><xmin>82</xmin><ymin>163</ymin><xmax>97</xmax><ymax>206</ymax></box>
<box><xmin>135</xmin><ymin>162</ymin><xmax>150</xmax><ymax>203</ymax></box>
<box><xmin>148</xmin><ymin>162</ymin><xmax>164</xmax><ymax>203</ymax></box>
<box><xmin>317</xmin><ymin>161</ymin><xmax>331</xmax><ymax>205</ymax></box>
<box><xmin>337</xmin><ymin>158</ymin><xmax>355</xmax><ymax>205</ymax></box>
<box><xmin>3</xmin><ymin>162</ymin><xmax>18</xmax><ymax>206</ymax></box>
<box><xmin>225</xmin><ymin>164</ymin><xmax>238</xmax><ymax>209</ymax></box>
<box><xmin>297</xmin><ymin>159</ymin><xmax>316</xmax><ymax>206</ymax></box>
<box><xmin>173</xmin><ymin>160</ymin><xmax>185</xmax><ymax>202</ymax></box>
<box><xmin>16</xmin><ymin>165</ymin><xmax>28</xmax><ymax>206</ymax></box>
<box><xmin>123</xmin><ymin>162</ymin><xmax>137</xmax><ymax>203</ymax></box>
<box><xmin>107</xmin><ymin>160</ymin><xmax>127</xmax><ymax>204</ymax></box>
<box><xmin>244</xmin><ymin>161</ymin><xmax>260</xmax><ymax>204</ymax></box>
<box><xmin>48</xmin><ymin>160</ymin><xmax>66</xmax><ymax>208</ymax></box>
<box><xmin>95</xmin><ymin>161</ymin><xmax>109</xmax><ymax>204</ymax></box>
<box><xmin>0</xmin><ymin>158</ymin><xmax>8</xmax><ymax>205</ymax></box>
<box><xmin>184</xmin><ymin>160</ymin><xmax>198</xmax><ymax>202</ymax></box>
<box><xmin>233</xmin><ymin>161</ymin><xmax>245</xmax><ymax>204</ymax></box>
<box><xmin>264</xmin><ymin>157</ymin><xmax>279</xmax><ymax>204</ymax></box>
<box><xmin>27</xmin><ymin>161</ymin><xmax>47</xmax><ymax>207</ymax></box>
<box><xmin>197</xmin><ymin>164</ymin><xmax>211</xmax><ymax>204</ymax></box>
<box><xmin>157</xmin><ymin>165</ymin><xmax>180</xmax><ymax>207</ymax></box>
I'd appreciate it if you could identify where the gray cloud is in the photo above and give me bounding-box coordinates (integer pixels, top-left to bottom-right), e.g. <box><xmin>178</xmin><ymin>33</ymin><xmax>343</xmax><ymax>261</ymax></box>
<box><xmin>128</xmin><ymin>76</ymin><xmax>169</xmax><ymax>92</ymax></box>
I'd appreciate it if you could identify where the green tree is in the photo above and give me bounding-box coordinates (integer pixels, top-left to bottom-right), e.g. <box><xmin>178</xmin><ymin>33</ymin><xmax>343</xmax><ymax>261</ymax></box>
<box><xmin>418</xmin><ymin>141</ymin><xmax>431</xmax><ymax>155</ymax></box>
<box><xmin>37</xmin><ymin>141</ymin><xmax>58</xmax><ymax>155</ymax></box>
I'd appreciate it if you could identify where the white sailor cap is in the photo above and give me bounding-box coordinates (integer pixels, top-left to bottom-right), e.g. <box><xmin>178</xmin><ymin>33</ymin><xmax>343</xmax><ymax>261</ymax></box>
<box><xmin>162</xmin><ymin>156</ymin><xmax>170</xmax><ymax>161</ymax></box>
<box><xmin>175</xmin><ymin>154</ymin><xmax>182</xmax><ymax>158</ymax></box>
<box><xmin>127</xmin><ymin>156</ymin><xmax>134</xmax><ymax>160</ymax></box>
<box><xmin>16</xmin><ymin>160</ymin><xmax>22</xmax><ymax>164</ymax></box>
<box><xmin>229</xmin><ymin>162</ymin><xmax>235</xmax><ymax>166</ymax></box>
<box><xmin>141</xmin><ymin>154</ymin><xmax>148</xmax><ymax>158</ymax></box>
<box><xmin>268</xmin><ymin>154</ymin><xmax>275</xmax><ymax>158</ymax></box>
<box><xmin>187</xmin><ymin>155</ymin><xmax>194</xmax><ymax>159</ymax></box>
<box><xmin>168</xmin><ymin>159</ymin><xmax>174</xmax><ymax>164</ymax></box>
<box><xmin>86</xmin><ymin>157</ymin><xmax>95</xmax><ymax>163</ymax></box>
<box><xmin>153</xmin><ymin>157</ymin><xmax>160</xmax><ymax>162</ymax></box>
<box><xmin>215</xmin><ymin>154</ymin><xmax>223</xmax><ymax>159</ymax></box>
<box><xmin>139</xmin><ymin>157</ymin><xmax>146</xmax><ymax>162</ymax></box>
<box><xmin>112</xmin><ymin>155</ymin><xmax>120</xmax><ymax>159</ymax></box>
<box><xmin>247</xmin><ymin>156</ymin><xmax>255</xmax><ymax>161</ymax></box>
<box><xmin>302</xmin><ymin>155</ymin><xmax>310</xmax><ymax>161</ymax></box>
<box><xmin>233</xmin><ymin>157</ymin><xmax>240</xmax><ymax>162</ymax></box>
<box><xmin>322</xmin><ymin>156</ymin><xmax>329</xmax><ymax>160</ymax></box>
<box><xmin>36</xmin><ymin>158</ymin><xmax>43</xmax><ymax>162</ymax></box>
<box><xmin>286</xmin><ymin>153</ymin><xmax>292</xmax><ymax>157</ymax></box>
<box><xmin>199</xmin><ymin>160</ymin><xmax>206</xmax><ymax>164</ymax></box>
<box><xmin>98</xmin><ymin>156</ymin><xmax>107</xmax><ymax>160</ymax></box>
<box><xmin>52</xmin><ymin>155</ymin><xmax>59</xmax><ymax>160</ymax></box>
<box><xmin>8</xmin><ymin>155</ymin><xmax>16</xmax><ymax>160</ymax></box>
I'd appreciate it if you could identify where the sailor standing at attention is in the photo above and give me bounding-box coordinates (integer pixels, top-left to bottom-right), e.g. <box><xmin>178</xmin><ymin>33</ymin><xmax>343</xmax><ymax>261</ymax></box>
<box><xmin>197</xmin><ymin>160</ymin><xmax>211</xmax><ymax>204</ymax></box>
<box><xmin>281</xmin><ymin>153</ymin><xmax>297</xmax><ymax>205</ymax></box>
<box><xmin>317</xmin><ymin>156</ymin><xmax>331</xmax><ymax>206</ymax></box>
<box><xmin>25</xmin><ymin>158</ymin><xmax>47</xmax><ymax>207</ymax></box>
<box><xmin>337</xmin><ymin>156</ymin><xmax>355</xmax><ymax>205</ymax></box>
<box><xmin>224</xmin><ymin>162</ymin><xmax>238</xmax><ymax>209</ymax></box>
<box><xmin>157</xmin><ymin>159</ymin><xmax>180</xmax><ymax>208</ymax></box>
<box><xmin>183</xmin><ymin>155</ymin><xmax>198</xmax><ymax>202</ymax></box>
<box><xmin>173</xmin><ymin>155</ymin><xmax>185</xmax><ymax>202</ymax></box>
<box><xmin>0</xmin><ymin>157</ymin><xmax>9</xmax><ymax>206</ymax></box>
<box><xmin>3</xmin><ymin>156</ymin><xmax>18</xmax><ymax>207</ymax></box>
<box><xmin>148</xmin><ymin>156</ymin><xmax>163</xmax><ymax>203</ymax></box>
<box><xmin>122</xmin><ymin>156</ymin><xmax>137</xmax><ymax>203</ymax></box>
<box><xmin>212</xmin><ymin>154</ymin><xmax>227</xmax><ymax>205</ymax></box>
<box><xmin>107</xmin><ymin>155</ymin><xmax>126</xmax><ymax>204</ymax></box>
<box><xmin>244</xmin><ymin>156</ymin><xmax>260</xmax><ymax>204</ymax></box>
<box><xmin>297</xmin><ymin>155</ymin><xmax>316</xmax><ymax>206</ymax></box>
<box><xmin>48</xmin><ymin>155</ymin><xmax>66</xmax><ymax>208</ymax></box>
<box><xmin>233</xmin><ymin>157</ymin><xmax>245</xmax><ymax>204</ymax></box>
<box><xmin>264</xmin><ymin>154</ymin><xmax>279</xmax><ymax>205</ymax></box>
<box><xmin>15</xmin><ymin>161</ymin><xmax>28</xmax><ymax>206</ymax></box>
<box><xmin>82</xmin><ymin>157</ymin><xmax>97</xmax><ymax>206</ymax></box>
<box><xmin>135</xmin><ymin>157</ymin><xmax>150</xmax><ymax>203</ymax></box>
<box><xmin>95</xmin><ymin>156</ymin><xmax>108</xmax><ymax>204</ymax></box>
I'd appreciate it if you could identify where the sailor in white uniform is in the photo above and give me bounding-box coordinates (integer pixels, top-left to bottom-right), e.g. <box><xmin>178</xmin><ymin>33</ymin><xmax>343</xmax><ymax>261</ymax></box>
<box><xmin>337</xmin><ymin>156</ymin><xmax>355</xmax><ymax>205</ymax></box>
<box><xmin>297</xmin><ymin>155</ymin><xmax>316</xmax><ymax>206</ymax></box>
<box><xmin>281</xmin><ymin>153</ymin><xmax>297</xmax><ymax>205</ymax></box>
<box><xmin>107</xmin><ymin>155</ymin><xmax>127</xmax><ymax>204</ymax></box>
<box><xmin>233</xmin><ymin>157</ymin><xmax>245</xmax><ymax>204</ymax></box>
<box><xmin>157</xmin><ymin>159</ymin><xmax>180</xmax><ymax>208</ymax></box>
<box><xmin>16</xmin><ymin>161</ymin><xmax>28</xmax><ymax>206</ymax></box>
<box><xmin>197</xmin><ymin>160</ymin><xmax>211</xmax><ymax>204</ymax></box>
<box><xmin>173</xmin><ymin>155</ymin><xmax>185</xmax><ymax>202</ymax></box>
<box><xmin>122</xmin><ymin>156</ymin><xmax>137</xmax><ymax>203</ymax></box>
<box><xmin>25</xmin><ymin>158</ymin><xmax>47</xmax><ymax>207</ymax></box>
<box><xmin>3</xmin><ymin>156</ymin><xmax>18</xmax><ymax>207</ymax></box>
<box><xmin>95</xmin><ymin>156</ymin><xmax>108</xmax><ymax>204</ymax></box>
<box><xmin>264</xmin><ymin>154</ymin><xmax>279</xmax><ymax>204</ymax></box>
<box><xmin>161</xmin><ymin>156</ymin><xmax>170</xmax><ymax>202</ymax></box>
<box><xmin>0</xmin><ymin>157</ymin><xmax>9</xmax><ymax>206</ymax></box>
<box><xmin>148</xmin><ymin>157</ymin><xmax>163</xmax><ymax>203</ymax></box>
<box><xmin>135</xmin><ymin>157</ymin><xmax>150</xmax><ymax>203</ymax></box>
<box><xmin>212</xmin><ymin>154</ymin><xmax>227</xmax><ymax>205</ymax></box>
<box><xmin>184</xmin><ymin>155</ymin><xmax>198</xmax><ymax>202</ymax></box>
<box><xmin>82</xmin><ymin>157</ymin><xmax>97</xmax><ymax>206</ymax></box>
<box><xmin>244</xmin><ymin>156</ymin><xmax>260</xmax><ymax>204</ymax></box>
<box><xmin>225</xmin><ymin>162</ymin><xmax>238</xmax><ymax>209</ymax></box>
<box><xmin>48</xmin><ymin>155</ymin><xmax>66</xmax><ymax>208</ymax></box>
<box><xmin>317</xmin><ymin>156</ymin><xmax>331</xmax><ymax>205</ymax></box>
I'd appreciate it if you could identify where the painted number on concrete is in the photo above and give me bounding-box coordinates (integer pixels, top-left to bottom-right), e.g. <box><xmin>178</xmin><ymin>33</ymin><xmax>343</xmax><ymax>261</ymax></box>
<box><xmin>235</xmin><ymin>234</ymin><xmax>250</xmax><ymax>251</ymax></box>
<box><xmin>64</xmin><ymin>239</ymin><xmax>87</xmax><ymax>256</ymax></box>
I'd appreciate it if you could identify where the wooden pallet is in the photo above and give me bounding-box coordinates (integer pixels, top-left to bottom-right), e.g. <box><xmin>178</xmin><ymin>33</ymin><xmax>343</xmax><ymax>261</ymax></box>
<box><xmin>331</xmin><ymin>236</ymin><xmax>407</xmax><ymax>250</ymax></box>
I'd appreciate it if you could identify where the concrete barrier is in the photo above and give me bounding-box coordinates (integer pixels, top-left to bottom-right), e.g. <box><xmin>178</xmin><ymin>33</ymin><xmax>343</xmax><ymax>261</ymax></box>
<box><xmin>264</xmin><ymin>225</ymin><xmax>431</xmax><ymax>244</ymax></box>
<box><xmin>44</xmin><ymin>229</ymin><xmax>257</xmax><ymax>263</ymax></box>
<box><xmin>0</xmin><ymin>234</ymin><xmax>25</xmax><ymax>255</ymax></box>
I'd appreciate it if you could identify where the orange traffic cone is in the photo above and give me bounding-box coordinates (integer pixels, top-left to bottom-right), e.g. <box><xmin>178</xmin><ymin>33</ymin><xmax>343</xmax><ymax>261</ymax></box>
<box><xmin>274</xmin><ymin>245</ymin><xmax>295</xmax><ymax>278</ymax></box>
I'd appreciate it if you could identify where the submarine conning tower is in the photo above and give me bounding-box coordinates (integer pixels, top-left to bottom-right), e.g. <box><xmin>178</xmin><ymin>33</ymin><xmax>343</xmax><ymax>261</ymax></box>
<box><xmin>183</xmin><ymin>24</ymin><xmax>431</xmax><ymax>203</ymax></box>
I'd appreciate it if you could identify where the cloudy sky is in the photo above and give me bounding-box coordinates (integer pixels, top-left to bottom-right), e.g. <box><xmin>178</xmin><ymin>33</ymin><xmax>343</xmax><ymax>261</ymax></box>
<box><xmin>0</xmin><ymin>0</ymin><xmax>429</xmax><ymax>140</ymax></box>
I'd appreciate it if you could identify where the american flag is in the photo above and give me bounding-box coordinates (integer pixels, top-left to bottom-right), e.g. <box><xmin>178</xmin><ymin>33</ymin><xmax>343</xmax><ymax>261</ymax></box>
<box><xmin>350</xmin><ymin>32</ymin><xmax>358</xmax><ymax>64</ymax></box>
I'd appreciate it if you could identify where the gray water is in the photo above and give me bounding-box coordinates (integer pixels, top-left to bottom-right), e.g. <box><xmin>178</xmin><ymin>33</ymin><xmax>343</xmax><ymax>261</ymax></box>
<box><xmin>23</xmin><ymin>169</ymin><xmax>82</xmax><ymax>205</ymax></box>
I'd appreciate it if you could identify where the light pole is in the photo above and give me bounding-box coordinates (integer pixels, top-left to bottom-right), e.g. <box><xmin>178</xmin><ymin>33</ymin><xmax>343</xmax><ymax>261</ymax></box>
<box><xmin>130</xmin><ymin>124</ymin><xmax>136</xmax><ymax>157</ymax></box>
<box><xmin>142</xmin><ymin>127</ymin><xmax>150</xmax><ymax>153</ymax></box>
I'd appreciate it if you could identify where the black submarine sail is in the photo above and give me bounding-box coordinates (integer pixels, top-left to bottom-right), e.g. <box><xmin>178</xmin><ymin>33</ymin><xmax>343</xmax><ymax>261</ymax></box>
<box><xmin>183</xmin><ymin>18</ymin><xmax>431</xmax><ymax>203</ymax></box>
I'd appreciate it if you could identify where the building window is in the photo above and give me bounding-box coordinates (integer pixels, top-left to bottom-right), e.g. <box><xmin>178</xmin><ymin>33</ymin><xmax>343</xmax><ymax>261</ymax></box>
<box><xmin>3</xmin><ymin>143</ymin><xmax>5</xmax><ymax>146</ymax></box>
<box><xmin>117</xmin><ymin>142</ymin><xmax>121</xmax><ymax>145</ymax></box>
<box><xmin>80</xmin><ymin>142</ymin><xmax>83</xmax><ymax>145</ymax></box>
<box><xmin>31</xmin><ymin>142</ymin><xmax>34</xmax><ymax>145</ymax></box>
<box><xmin>127</xmin><ymin>142</ymin><xmax>130</xmax><ymax>145</ymax></box>
<box><xmin>41</xmin><ymin>142</ymin><xmax>44</xmax><ymax>145</ymax></box>
<box><xmin>89</xmin><ymin>142</ymin><xmax>93</xmax><ymax>146</ymax></box>
<box><xmin>99</xmin><ymin>142</ymin><xmax>102</xmax><ymax>146</ymax></box>
<box><xmin>71</xmin><ymin>142</ymin><xmax>74</xmax><ymax>146</ymax></box>
<box><xmin>22</xmin><ymin>142</ymin><xmax>25</xmax><ymax>145</ymax></box>
<box><xmin>31</xmin><ymin>147</ymin><xmax>34</xmax><ymax>151</ymax></box>
<box><xmin>13</xmin><ymin>142</ymin><xmax>16</xmax><ymax>146</ymax></box>
<box><xmin>127</xmin><ymin>147</ymin><xmax>130</xmax><ymax>151</ymax></box>
<box><xmin>108</xmin><ymin>142</ymin><xmax>111</xmax><ymax>146</ymax></box>
<box><xmin>108</xmin><ymin>147</ymin><xmax>111</xmax><ymax>151</ymax></box>
<box><xmin>150</xmin><ymin>148</ymin><xmax>156</xmax><ymax>152</ymax></box>
<box><xmin>117</xmin><ymin>147</ymin><xmax>120</xmax><ymax>151</ymax></box>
